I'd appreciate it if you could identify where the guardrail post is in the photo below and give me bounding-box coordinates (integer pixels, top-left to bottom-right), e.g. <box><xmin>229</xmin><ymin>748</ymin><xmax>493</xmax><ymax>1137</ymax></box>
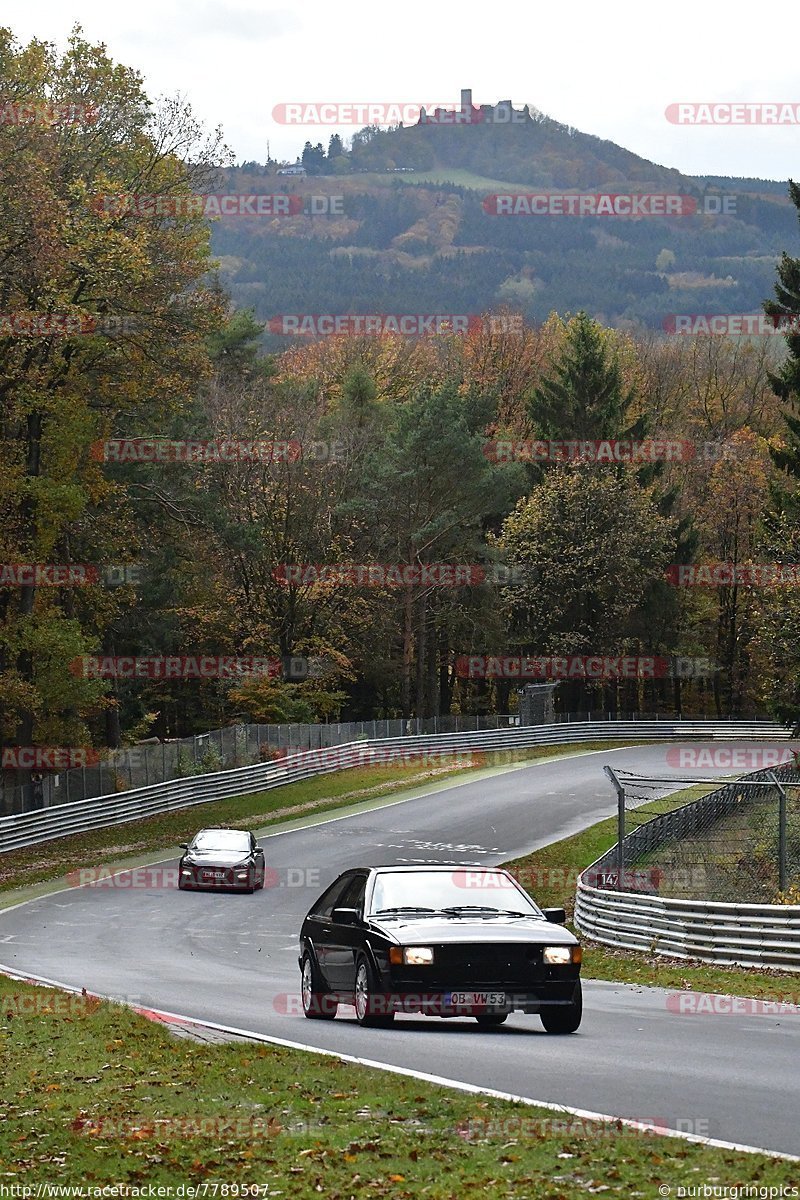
<box><xmin>604</xmin><ymin>765</ymin><xmax>626</xmax><ymax>890</ymax></box>
<box><xmin>769</xmin><ymin>771</ymin><xmax>789</xmax><ymax>893</ymax></box>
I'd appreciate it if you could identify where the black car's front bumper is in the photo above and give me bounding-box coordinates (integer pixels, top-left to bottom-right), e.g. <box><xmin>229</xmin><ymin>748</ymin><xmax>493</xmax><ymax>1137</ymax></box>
<box><xmin>179</xmin><ymin>864</ymin><xmax>255</xmax><ymax>889</ymax></box>
<box><xmin>370</xmin><ymin>969</ymin><xmax>580</xmax><ymax>1016</ymax></box>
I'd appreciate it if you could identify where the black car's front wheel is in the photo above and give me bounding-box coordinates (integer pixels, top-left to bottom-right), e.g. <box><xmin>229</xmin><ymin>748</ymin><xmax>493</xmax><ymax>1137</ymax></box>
<box><xmin>475</xmin><ymin>1013</ymin><xmax>508</xmax><ymax>1028</ymax></box>
<box><xmin>354</xmin><ymin>956</ymin><xmax>394</xmax><ymax>1028</ymax></box>
<box><xmin>301</xmin><ymin>954</ymin><xmax>338</xmax><ymax>1020</ymax></box>
<box><xmin>540</xmin><ymin>981</ymin><xmax>582</xmax><ymax>1034</ymax></box>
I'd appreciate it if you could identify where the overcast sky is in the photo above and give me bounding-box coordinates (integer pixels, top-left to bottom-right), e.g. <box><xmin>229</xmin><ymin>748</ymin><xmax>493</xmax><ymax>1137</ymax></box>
<box><xmin>9</xmin><ymin>1</ymin><xmax>800</xmax><ymax>180</ymax></box>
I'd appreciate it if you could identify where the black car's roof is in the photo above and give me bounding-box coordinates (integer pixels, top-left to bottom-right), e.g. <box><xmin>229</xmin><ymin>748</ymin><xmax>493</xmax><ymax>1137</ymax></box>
<box><xmin>194</xmin><ymin>827</ymin><xmax>247</xmax><ymax>834</ymax></box>
<box><xmin>348</xmin><ymin>864</ymin><xmax>505</xmax><ymax>873</ymax></box>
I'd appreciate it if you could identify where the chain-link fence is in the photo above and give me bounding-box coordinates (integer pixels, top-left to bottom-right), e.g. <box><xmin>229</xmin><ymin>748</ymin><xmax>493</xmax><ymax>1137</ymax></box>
<box><xmin>0</xmin><ymin>714</ymin><xmax>520</xmax><ymax>815</ymax></box>
<box><xmin>600</xmin><ymin>762</ymin><xmax>800</xmax><ymax>903</ymax></box>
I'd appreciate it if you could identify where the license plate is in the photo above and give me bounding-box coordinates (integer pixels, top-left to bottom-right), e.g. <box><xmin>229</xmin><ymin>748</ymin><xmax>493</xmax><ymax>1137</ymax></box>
<box><xmin>446</xmin><ymin>991</ymin><xmax>506</xmax><ymax>1007</ymax></box>
<box><xmin>206</xmin><ymin>871</ymin><xmax>225</xmax><ymax>878</ymax></box>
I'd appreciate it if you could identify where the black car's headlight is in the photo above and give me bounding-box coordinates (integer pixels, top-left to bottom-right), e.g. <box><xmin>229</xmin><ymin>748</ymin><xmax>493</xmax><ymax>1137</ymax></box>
<box><xmin>390</xmin><ymin>946</ymin><xmax>435</xmax><ymax>966</ymax></box>
<box><xmin>543</xmin><ymin>945</ymin><xmax>582</xmax><ymax>965</ymax></box>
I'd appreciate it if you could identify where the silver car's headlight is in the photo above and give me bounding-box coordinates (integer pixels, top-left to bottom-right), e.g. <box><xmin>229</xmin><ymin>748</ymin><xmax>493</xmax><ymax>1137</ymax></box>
<box><xmin>543</xmin><ymin>946</ymin><xmax>573</xmax><ymax>965</ymax></box>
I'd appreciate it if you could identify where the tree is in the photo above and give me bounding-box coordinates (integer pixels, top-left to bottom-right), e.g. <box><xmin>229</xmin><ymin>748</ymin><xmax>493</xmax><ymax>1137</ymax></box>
<box><xmin>301</xmin><ymin>141</ymin><xmax>326</xmax><ymax>175</ymax></box>
<box><xmin>497</xmin><ymin>464</ymin><xmax>675</xmax><ymax>712</ymax></box>
<box><xmin>765</xmin><ymin>179</ymin><xmax>800</xmax><ymax>516</ymax></box>
<box><xmin>350</xmin><ymin>384</ymin><xmax>526</xmax><ymax>716</ymax></box>
<box><xmin>0</xmin><ymin>27</ymin><xmax>227</xmax><ymax>801</ymax></box>
<box><xmin>528</xmin><ymin>311</ymin><xmax>646</xmax><ymax>444</ymax></box>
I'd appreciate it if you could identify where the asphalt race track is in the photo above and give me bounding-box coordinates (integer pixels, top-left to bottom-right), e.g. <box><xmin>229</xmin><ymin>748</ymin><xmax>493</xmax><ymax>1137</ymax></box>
<box><xmin>2</xmin><ymin>742</ymin><xmax>798</xmax><ymax>1156</ymax></box>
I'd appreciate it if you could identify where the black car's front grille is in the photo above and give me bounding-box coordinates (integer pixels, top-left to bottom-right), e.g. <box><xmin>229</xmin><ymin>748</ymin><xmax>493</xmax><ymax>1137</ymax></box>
<box><xmin>430</xmin><ymin>943</ymin><xmax>544</xmax><ymax>986</ymax></box>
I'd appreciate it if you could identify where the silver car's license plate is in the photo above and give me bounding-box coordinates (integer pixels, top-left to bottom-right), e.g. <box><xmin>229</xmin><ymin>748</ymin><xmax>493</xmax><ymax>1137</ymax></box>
<box><xmin>446</xmin><ymin>991</ymin><xmax>506</xmax><ymax>1006</ymax></box>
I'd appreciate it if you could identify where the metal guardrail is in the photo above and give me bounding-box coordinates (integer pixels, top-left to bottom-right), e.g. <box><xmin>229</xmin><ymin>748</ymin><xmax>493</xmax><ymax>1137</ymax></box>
<box><xmin>574</xmin><ymin>887</ymin><xmax>800</xmax><ymax>972</ymax></box>
<box><xmin>0</xmin><ymin>718</ymin><xmax>790</xmax><ymax>855</ymax></box>
<box><xmin>575</xmin><ymin>760</ymin><xmax>800</xmax><ymax>971</ymax></box>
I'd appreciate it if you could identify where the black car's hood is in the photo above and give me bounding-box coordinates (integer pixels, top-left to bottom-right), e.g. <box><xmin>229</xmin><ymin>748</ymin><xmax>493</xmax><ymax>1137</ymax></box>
<box><xmin>184</xmin><ymin>850</ymin><xmax>251</xmax><ymax>867</ymax></box>
<box><xmin>367</xmin><ymin>916</ymin><xmax>578</xmax><ymax>945</ymax></box>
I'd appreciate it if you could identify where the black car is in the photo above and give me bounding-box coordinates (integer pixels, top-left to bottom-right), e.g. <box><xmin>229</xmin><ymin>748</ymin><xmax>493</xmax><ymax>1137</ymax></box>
<box><xmin>298</xmin><ymin>864</ymin><xmax>582</xmax><ymax>1031</ymax></box>
<box><xmin>178</xmin><ymin>828</ymin><xmax>265</xmax><ymax>892</ymax></box>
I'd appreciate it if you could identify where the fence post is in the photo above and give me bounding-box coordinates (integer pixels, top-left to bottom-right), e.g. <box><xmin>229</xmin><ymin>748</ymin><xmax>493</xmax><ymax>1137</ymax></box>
<box><xmin>604</xmin><ymin>765</ymin><xmax>626</xmax><ymax>890</ymax></box>
<box><xmin>768</xmin><ymin>771</ymin><xmax>789</xmax><ymax>892</ymax></box>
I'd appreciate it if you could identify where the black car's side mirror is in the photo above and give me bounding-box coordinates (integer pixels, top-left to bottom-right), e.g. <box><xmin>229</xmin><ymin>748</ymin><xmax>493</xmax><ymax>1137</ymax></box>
<box><xmin>331</xmin><ymin>906</ymin><xmax>360</xmax><ymax>926</ymax></box>
<box><xmin>543</xmin><ymin>907</ymin><xmax>566</xmax><ymax>924</ymax></box>
<box><xmin>179</xmin><ymin>843</ymin><xmax>189</xmax><ymax>850</ymax></box>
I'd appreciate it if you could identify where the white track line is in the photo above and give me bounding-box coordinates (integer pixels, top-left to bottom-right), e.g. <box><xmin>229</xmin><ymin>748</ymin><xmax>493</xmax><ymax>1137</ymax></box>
<box><xmin>1</xmin><ymin>963</ymin><xmax>797</xmax><ymax>1163</ymax></box>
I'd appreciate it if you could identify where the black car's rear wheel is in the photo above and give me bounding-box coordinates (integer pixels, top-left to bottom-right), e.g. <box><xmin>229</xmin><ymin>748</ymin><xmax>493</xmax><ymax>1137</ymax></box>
<box><xmin>301</xmin><ymin>954</ymin><xmax>338</xmax><ymax>1020</ymax></box>
<box><xmin>540</xmin><ymin>981</ymin><xmax>582</xmax><ymax>1034</ymax></box>
<box><xmin>475</xmin><ymin>1013</ymin><xmax>508</xmax><ymax>1027</ymax></box>
<box><xmin>354</xmin><ymin>956</ymin><xmax>394</xmax><ymax>1028</ymax></box>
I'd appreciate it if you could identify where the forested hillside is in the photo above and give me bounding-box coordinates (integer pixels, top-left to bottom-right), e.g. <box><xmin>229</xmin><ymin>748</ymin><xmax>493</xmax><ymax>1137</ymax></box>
<box><xmin>3</xmin><ymin>30</ymin><xmax>800</xmax><ymax>791</ymax></box>
<box><xmin>215</xmin><ymin>107</ymin><xmax>796</xmax><ymax>336</ymax></box>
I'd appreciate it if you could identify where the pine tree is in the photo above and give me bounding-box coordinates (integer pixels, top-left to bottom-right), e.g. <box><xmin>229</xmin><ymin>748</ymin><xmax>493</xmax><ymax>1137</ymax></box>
<box><xmin>528</xmin><ymin>311</ymin><xmax>647</xmax><ymax>443</ymax></box>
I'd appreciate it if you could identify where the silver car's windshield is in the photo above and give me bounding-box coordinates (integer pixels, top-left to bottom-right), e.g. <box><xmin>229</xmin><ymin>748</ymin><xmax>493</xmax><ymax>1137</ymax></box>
<box><xmin>369</xmin><ymin>869</ymin><xmax>542</xmax><ymax>916</ymax></box>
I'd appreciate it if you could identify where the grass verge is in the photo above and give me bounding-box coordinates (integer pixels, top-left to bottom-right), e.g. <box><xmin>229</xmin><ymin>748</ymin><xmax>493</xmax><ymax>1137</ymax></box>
<box><xmin>0</xmin><ymin>742</ymin><xmax>641</xmax><ymax>898</ymax></box>
<box><xmin>504</xmin><ymin>791</ymin><xmax>800</xmax><ymax>1001</ymax></box>
<box><xmin>0</xmin><ymin>973</ymin><xmax>796</xmax><ymax>1193</ymax></box>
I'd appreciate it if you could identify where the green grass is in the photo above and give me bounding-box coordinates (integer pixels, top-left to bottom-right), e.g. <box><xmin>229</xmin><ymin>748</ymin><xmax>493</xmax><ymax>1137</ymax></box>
<box><xmin>0</xmin><ymin>742</ymin><xmax>642</xmax><ymax>898</ymax></box>
<box><xmin>406</xmin><ymin>167</ymin><xmax>535</xmax><ymax>192</ymax></box>
<box><xmin>0</xmin><ymin>974</ymin><xmax>796</xmax><ymax>1193</ymax></box>
<box><xmin>503</xmin><ymin>786</ymin><xmax>800</xmax><ymax>1001</ymax></box>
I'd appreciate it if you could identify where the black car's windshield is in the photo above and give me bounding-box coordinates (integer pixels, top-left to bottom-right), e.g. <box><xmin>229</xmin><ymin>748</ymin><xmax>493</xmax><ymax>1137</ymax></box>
<box><xmin>191</xmin><ymin>831</ymin><xmax>250</xmax><ymax>852</ymax></box>
<box><xmin>369</xmin><ymin>870</ymin><xmax>542</xmax><ymax>917</ymax></box>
